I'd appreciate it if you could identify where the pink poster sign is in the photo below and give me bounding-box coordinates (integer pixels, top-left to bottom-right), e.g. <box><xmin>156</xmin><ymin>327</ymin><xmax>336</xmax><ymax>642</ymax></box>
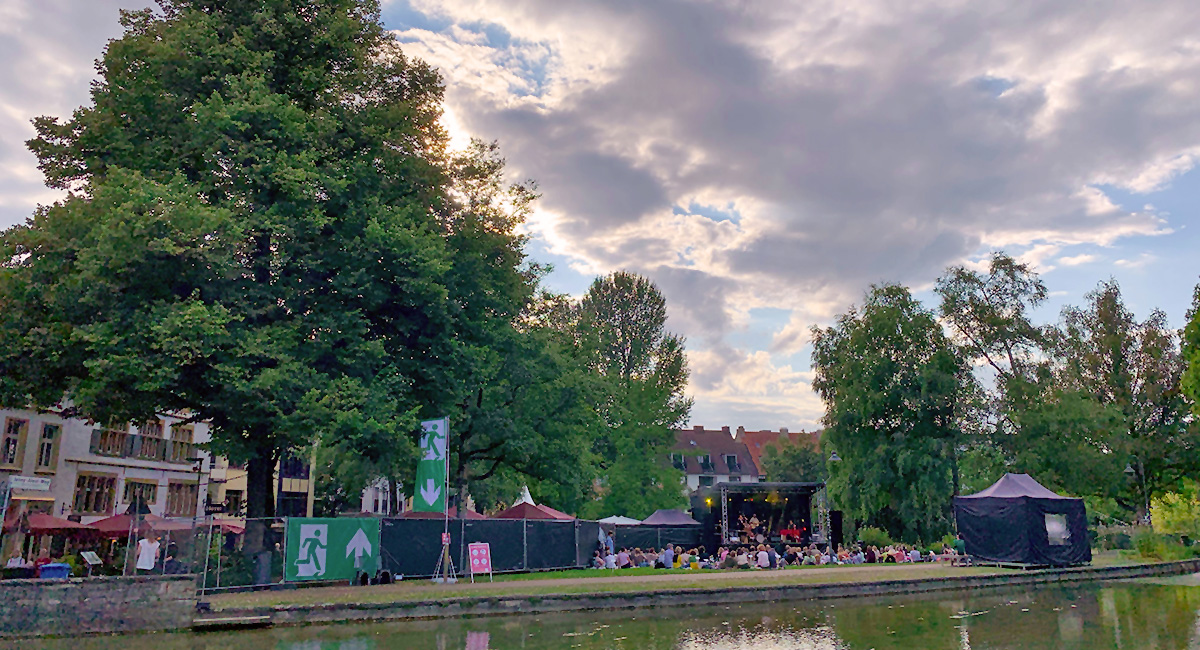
<box><xmin>468</xmin><ymin>542</ymin><xmax>492</xmax><ymax>575</ymax></box>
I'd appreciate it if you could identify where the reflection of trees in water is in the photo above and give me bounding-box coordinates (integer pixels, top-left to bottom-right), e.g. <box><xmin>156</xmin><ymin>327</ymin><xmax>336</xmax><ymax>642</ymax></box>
<box><xmin>13</xmin><ymin>584</ymin><xmax>1200</xmax><ymax>650</ymax></box>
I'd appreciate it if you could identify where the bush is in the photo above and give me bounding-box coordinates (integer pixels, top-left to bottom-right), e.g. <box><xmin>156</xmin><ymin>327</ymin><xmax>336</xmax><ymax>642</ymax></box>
<box><xmin>858</xmin><ymin>526</ymin><xmax>893</xmax><ymax>547</ymax></box>
<box><xmin>1095</xmin><ymin>529</ymin><xmax>1132</xmax><ymax>551</ymax></box>
<box><xmin>1132</xmin><ymin>528</ymin><xmax>1197</xmax><ymax>561</ymax></box>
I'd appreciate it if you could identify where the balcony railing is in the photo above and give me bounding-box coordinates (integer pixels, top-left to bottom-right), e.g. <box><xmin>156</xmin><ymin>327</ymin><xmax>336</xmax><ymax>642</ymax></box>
<box><xmin>90</xmin><ymin>429</ymin><xmax>198</xmax><ymax>464</ymax></box>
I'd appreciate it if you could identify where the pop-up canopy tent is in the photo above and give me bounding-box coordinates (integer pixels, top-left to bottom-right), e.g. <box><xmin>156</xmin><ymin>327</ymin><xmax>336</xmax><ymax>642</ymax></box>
<box><xmin>598</xmin><ymin>515</ymin><xmax>641</xmax><ymax>526</ymax></box>
<box><xmin>954</xmin><ymin>473</ymin><xmax>1091</xmax><ymax>566</ymax></box>
<box><xmin>639</xmin><ymin>509</ymin><xmax>701</xmax><ymax>527</ymax></box>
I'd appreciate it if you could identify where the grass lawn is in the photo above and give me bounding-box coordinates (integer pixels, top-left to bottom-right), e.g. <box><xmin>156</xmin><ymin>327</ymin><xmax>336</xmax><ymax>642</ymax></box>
<box><xmin>205</xmin><ymin>549</ymin><xmax>1156</xmax><ymax>612</ymax></box>
<box><xmin>207</xmin><ymin>563</ymin><xmax>1011</xmax><ymax>611</ymax></box>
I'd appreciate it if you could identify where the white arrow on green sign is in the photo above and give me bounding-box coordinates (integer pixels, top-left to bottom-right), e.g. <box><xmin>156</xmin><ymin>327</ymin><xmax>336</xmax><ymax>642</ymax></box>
<box><xmin>285</xmin><ymin>517</ymin><xmax>380</xmax><ymax>582</ymax></box>
<box><xmin>413</xmin><ymin>418</ymin><xmax>448</xmax><ymax>512</ymax></box>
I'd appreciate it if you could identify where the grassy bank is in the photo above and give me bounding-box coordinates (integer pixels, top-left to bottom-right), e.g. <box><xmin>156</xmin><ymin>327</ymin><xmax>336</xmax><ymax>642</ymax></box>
<box><xmin>206</xmin><ymin>550</ymin><xmax>1144</xmax><ymax>612</ymax></box>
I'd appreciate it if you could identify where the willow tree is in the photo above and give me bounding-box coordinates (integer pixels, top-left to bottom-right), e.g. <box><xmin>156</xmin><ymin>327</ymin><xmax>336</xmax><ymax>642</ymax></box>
<box><xmin>811</xmin><ymin>284</ymin><xmax>968</xmax><ymax>543</ymax></box>
<box><xmin>0</xmin><ymin>1</ymin><xmax>535</xmax><ymax>566</ymax></box>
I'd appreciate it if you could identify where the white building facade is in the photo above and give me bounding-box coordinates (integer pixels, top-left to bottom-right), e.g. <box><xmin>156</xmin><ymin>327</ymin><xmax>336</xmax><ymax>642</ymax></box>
<box><xmin>0</xmin><ymin>407</ymin><xmax>212</xmax><ymax>529</ymax></box>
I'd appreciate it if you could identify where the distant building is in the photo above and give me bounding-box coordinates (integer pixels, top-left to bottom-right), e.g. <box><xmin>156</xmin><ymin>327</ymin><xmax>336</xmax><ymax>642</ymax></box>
<box><xmin>671</xmin><ymin>425</ymin><xmax>760</xmax><ymax>491</ymax></box>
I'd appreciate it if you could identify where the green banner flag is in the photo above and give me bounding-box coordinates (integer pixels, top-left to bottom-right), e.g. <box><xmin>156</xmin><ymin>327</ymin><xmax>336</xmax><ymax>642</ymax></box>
<box><xmin>284</xmin><ymin>517</ymin><xmax>380</xmax><ymax>582</ymax></box>
<box><xmin>413</xmin><ymin>417</ymin><xmax>448</xmax><ymax>512</ymax></box>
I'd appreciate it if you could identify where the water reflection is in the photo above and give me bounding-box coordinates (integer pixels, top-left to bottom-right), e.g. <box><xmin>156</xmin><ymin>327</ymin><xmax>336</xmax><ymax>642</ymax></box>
<box><xmin>5</xmin><ymin>581</ymin><xmax>1200</xmax><ymax>650</ymax></box>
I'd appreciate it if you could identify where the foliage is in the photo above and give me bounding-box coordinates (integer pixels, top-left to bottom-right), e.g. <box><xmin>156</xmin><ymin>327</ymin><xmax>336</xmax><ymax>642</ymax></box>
<box><xmin>1152</xmin><ymin>480</ymin><xmax>1200</xmax><ymax>539</ymax></box>
<box><xmin>1183</xmin><ymin>279</ymin><xmax>1200</xmax><ymax>422</ymax></box>
<box><xmin>760</xmin><ymin>435</ymin><xmax>827</xmax><ymax>483</ymax></box>
<box><xmin>1132</xmin><ymin>529</ymin><xmax>1198</xmax><ymax>561</ymax></box>
<box><xmin>857</xmin><ymin>526</ymin><xmax>894</xmax><ymax>547</ymax></box>
<box><xmin>577</xmin><ymin>271</ymin><xmax>692</xmax><ymax>519</ymax></box>
<box><xmin>812</xmin><ymin>284</ymin><xmax>968</xmax><ymax>543</ymax></box>
<box><xmin>1094</xmin><ymin>528</ymin><xmax>1133</xmax><ymax>551</ymax></box>
<box><xmin>956</xmin><ymin>441</ymin><xmax>1009</xmax><ymax>495</ymax></box>
<box><xmin>1053</xmin><ymin>280</ymin><xmax>1198</xmax><ymax>512</ymax></box>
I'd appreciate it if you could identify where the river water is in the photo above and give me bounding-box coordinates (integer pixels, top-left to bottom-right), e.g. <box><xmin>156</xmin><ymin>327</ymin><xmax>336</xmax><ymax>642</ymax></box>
<box><xmin>7</xmin><ymin>578</ymin><xmax>1200</xmax><ymax>649</ymax></box>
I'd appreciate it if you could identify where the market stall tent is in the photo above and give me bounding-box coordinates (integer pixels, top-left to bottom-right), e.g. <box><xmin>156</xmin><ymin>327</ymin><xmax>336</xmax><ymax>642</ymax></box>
<box><xmin>954</xmin><ymin>473</ymin><xmax>1091</xmax><ymax>566</ymax></box>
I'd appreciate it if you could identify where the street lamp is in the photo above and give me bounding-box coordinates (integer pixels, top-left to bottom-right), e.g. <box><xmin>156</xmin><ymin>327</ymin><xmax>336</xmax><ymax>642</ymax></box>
<box><xmin>828</xmin><ymin>451</ymin><xmax>842</xmax><ymax>463</ymax></box>
<box><xmin>1124</xmin><ymin>458</ymin><xmax>1151</xmax><ymax>527</ymax></box>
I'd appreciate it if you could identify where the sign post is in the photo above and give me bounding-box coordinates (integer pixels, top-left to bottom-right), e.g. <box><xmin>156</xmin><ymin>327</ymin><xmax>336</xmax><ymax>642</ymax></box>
<box><xmin>284</xmin><ymin>518</ymin><xmax>381</xmax><ymax>582</ymax></box>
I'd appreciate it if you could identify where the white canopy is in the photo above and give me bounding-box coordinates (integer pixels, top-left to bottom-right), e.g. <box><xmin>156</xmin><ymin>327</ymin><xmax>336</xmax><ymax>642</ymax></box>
<box><xmin>598</xmin><ymin>515</ymin><xmax>642</xmax><ymax>526</ymax></box>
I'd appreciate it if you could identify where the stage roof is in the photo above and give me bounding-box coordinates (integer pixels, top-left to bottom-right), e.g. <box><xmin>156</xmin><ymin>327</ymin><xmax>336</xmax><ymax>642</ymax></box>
<box><xmin>700</xmin><ymin>481</ymin><xmax>824</xmax><ymax>495</ymax></box>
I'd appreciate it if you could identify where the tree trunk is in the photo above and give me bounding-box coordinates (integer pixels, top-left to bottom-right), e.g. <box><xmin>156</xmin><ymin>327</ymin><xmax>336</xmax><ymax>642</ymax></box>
<box><xmin>243</xmin><ymin>442</ymin><xmax>278</xmax><ymax>585</ymax></box>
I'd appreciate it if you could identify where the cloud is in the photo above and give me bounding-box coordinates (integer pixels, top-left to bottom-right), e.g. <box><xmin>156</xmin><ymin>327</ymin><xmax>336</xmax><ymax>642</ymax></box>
<box><xmin>4</xmin><ymin>0</ymin><xmax>1199</xmax><ymax>428</ymax></box>
<box><xmin>1114</xmin><ymin>253</ymin><xmax>1156</xmax><ymax>269</ymax></box>
<box><xmin>1058</xmin><ymin>253</ymin><xmax>1097</xmax><ymax>267</ymax></box>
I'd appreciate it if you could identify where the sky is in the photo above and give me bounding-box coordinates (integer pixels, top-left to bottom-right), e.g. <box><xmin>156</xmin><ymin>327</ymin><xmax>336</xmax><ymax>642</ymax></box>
<box><xmin>2</xmin><ymin>1</ymin><xmax>1199</xmax><ymax>433</ymax></box>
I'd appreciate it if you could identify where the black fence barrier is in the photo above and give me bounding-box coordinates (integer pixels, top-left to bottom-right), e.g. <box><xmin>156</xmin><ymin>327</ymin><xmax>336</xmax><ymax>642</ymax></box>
<box><xmin>611</xmin><ymin>525</ymin><xmax>703</xmax><ymax>552</ymax></box>
<box><xmin>380</xmin><ymin>518</ymin><xmax>601</xmax><ymax>578</ymax></box>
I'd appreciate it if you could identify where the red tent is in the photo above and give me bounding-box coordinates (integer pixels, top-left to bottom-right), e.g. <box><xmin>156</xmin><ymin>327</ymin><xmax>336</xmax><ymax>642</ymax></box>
<box><xmin>400</xmin><ymin>507</ymin><xmax>488</xmax><ymax>520</ymax></box>
<box><xmin>536</xmin><ymin>504</ymin><xmax>575</xmax><ymax>521</ymax></box>
<box><xmin>145</xmin><ymin>514</ymin><xmax>196</xmax><ymax>531</ymax></box>
<box><xmin>86</xmin><ymin>513</ymin><xmax>147</xmax><ymax>537</ymax></box>
<box><xmin>493</xmin><ymin>502</ymin><xmax>573</xmax><ymax>520</ymax></box>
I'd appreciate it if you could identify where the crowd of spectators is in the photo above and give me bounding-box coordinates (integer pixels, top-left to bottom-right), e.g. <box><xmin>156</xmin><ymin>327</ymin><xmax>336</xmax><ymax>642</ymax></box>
<box><xmin>590</xmin><ymin>533</ymin><xmax>970</xmax><ymax>571</ymax></box>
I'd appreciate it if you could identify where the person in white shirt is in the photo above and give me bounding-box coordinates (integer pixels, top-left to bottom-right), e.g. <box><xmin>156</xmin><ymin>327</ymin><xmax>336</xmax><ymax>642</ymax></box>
<box><xmin>136</xmin><ymin>534</ymin><xmax>161</xmax><ymax>573</ymax></box>
<box><xmin>756</xmin><ymin>545</ymin><xmax>770</xmax><ymax>569</ymax></box>
<box><xmin>909</xmin><ymin>548</ymin><xmax>923</xmax><ymax>563</ymax></box>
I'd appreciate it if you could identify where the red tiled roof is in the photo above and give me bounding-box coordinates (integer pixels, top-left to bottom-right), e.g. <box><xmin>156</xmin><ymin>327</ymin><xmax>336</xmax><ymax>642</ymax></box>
<box><xmin>671</xmin><ymin>427</ymin><xmax>757</xmax><ymax>476</ymax></box>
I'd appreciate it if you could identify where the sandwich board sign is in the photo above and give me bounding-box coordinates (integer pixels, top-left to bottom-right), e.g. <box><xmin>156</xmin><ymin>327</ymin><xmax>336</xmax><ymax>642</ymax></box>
<box><xmin>285</xmin><ymin>518</ymin><xmax>380</xmax><ymax>582</ymax></box>
<box><xmin>467</xmin><ymin>542</ymin><xmax>493</xmax><ymax>582</ymax></box>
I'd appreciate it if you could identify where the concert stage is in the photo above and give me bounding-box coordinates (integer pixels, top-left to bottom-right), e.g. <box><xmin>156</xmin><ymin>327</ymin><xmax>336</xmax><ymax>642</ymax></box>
<box><xmin>690</xmin><ymin>481</ymin><xmax>826</xmax><ymax>551</ymax></box>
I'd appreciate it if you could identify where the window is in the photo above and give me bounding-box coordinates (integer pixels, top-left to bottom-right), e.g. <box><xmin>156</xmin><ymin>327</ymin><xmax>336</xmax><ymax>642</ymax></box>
<box><xmin>73</xmin><ymin>474</ymin><xmax>116</xmax><ymax>515</ymax></box>
<box><xmin>729</xmin><ymin>475</ymin><xmax>742</xmax><ymax>483</ymax></box>
<box><xmin>699</xmin><ymin>476</ymin><xmax>715</xmax><ymax>487</ymax></box>
<box><xmin>724</xmin><ymin>454</ymin><xmax>740</xmax><ymax>472</ymax></box>
<box><xmin>279</xmin><ymin>491</ymin><xmax>308</xmax><ymax>517</ymax></box>
<box><xmin>225</xmin><ymin>490</ymin><xmax>244</xmax><ymax>516</ymax></box>
<box><xmin>141</xmin><ymin>421</ymin><xmax>164</xmax><ymax>437</ymax></box>
<box><xmin>123</xmin><ymin>480</ymin><xmax>159</xmax><ymax>506</ymax></box>
<box><xmin>697</xmin><ymin>454</ymin><xmax>713</xmax><ymax>472</ymax></box>
<box><xmin>2</xmin><ymin>418</ymin><xmax>28</xmax><ymax>468</ymax></box>
<box><xmin>280</xmin><ymin>454</ymin><xmax>310</xmax><ymax>479</ymax></box>
<box><xmin>167</xmin><ymin>425</ymin><xmax>195</xmax><ymax>463</ymax></box>
<box><xmin>91</xmin><ymin>424</ymin><xmax>129</xmax><ymax>457</ymax></box>
<box><xmin>166</xmin><ymin>481</ymin><xmax>199</xmax><ymax>517</ymax></box>
<box><xmin>36</xmin><ymin>423</ymin><xmax>59</xmax><ymax>471</ymax></box>
<box><xmin>1045</xmin><ymin>514</ymin><xmax>1070</xmax><ymax>546</ymax></box>
<box><xmin>670</xmin><ymin>453</ymin><xmax>686</xmax><ymax>471</ymax></box>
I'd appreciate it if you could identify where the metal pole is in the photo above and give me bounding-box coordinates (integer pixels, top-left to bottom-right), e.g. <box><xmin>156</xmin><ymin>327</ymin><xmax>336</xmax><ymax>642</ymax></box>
<box><xmin>201</xmin><ymin>518</ymin><xmax>214</xmax><ymax>592</ymax></box>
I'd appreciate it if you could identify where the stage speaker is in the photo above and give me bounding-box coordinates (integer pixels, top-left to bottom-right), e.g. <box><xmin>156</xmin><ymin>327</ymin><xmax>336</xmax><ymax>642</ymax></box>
<box><xmin>830</xmin><ymin>510</ymin><xmax>843</xmax><ymax>549</ymax></box>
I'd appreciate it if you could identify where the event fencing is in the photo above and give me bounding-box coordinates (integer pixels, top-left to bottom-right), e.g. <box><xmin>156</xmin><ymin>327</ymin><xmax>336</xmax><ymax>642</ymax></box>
<box><xmin>608</xmin><ymin>525</ymin><xmax>703</xmax><ymax>552</ymax></box>
<box><xmin>380</xmin><ymin>518</ymin><xmax>602</xmax><ymax>578</ymax></box>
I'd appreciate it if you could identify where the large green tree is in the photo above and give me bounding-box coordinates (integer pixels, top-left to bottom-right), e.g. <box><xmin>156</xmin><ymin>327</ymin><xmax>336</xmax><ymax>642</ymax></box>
<box><xmin>576</xmin><ymin>271</ymin><xmax>691</xmax><ymax>519</ymax></box>
<box><xmin>759</xmin><ymin>436</ymin><xmax>827</xmax><ymax>483</ymax></box>
<box><xmin>0</xmin><ymin>0</ymin><xmax>534</xmax><ymax>564</ymax></box>
<box><xmin>1052</xmin><ymin>280</ymin><xmax>1198</xmax><ymax>519</ymax></box>
<box><xmin>811</xmin><ymin>284</ymin><xmax>968</xmax><ymax>543</ymax></box>
<box><xmin>1182</xmin><ymin>281</ymin><xmax>1200</xmax><ymax>417</ymax></box>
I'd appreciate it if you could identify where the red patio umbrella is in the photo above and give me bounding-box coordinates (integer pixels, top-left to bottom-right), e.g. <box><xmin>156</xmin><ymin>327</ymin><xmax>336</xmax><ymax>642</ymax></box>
<box><xmin>145</xmin><ymin>514</ymin><xmax>195</xmax><ymax>532</ymax></box>
<box><xmin>26</xmin><ymin>513</ymin><xmax>89</xmax><ymax>534</ymax></box>
<box><xmin>86</xmin><ymin>513</ymin><xmax>143</xmax><ymax>537</ymax></box>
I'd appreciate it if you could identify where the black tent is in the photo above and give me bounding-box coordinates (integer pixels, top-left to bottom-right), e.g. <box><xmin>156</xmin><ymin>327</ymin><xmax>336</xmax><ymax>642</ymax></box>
<box><xmin>954</xmin><ymin>473</ymin><xmax>1091</xmax><ymax>566</ymax></box>
<box><xmin>639</xmin><ymin>509</ymin><xmax>701</xmax><ymax>526</ymax></box>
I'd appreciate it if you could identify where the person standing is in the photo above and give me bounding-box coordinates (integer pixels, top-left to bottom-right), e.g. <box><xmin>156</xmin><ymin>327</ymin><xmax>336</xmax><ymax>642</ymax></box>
<box><xmin>136</xmin><ymin>534</ymin><xmax>161</xmax><ymax>574</ymax></box>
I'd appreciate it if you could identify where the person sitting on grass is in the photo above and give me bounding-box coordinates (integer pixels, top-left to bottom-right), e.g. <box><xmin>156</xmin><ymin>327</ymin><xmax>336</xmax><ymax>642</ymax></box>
<box><xmin>659</xmin><ymin>545</ymin><xmax>674</xmax><ymax>569</ymax></box>
<box><xmin>604</xmin><ymin>550</ymin><xmax>617</xmax><ymax>569</ymax></box>
<box><xmin>755</xmin><ymin>545</ymin><xmax>769</xmax><ymax>569</ymax></box>
<box><xmin>617</xmin><ymin>547</ymin><xmax>630</xmax><ymax>569</ymax></box>
<box><xmin>644</xmin><ymin>548</ymin><xmax>658</xmax><ymax>567</ymax></box>
<box><xmin>592</xmin><ymin>550</ymin><xmax>604</xmax><ymax>569</ymax></box>
<box><xmin>909</xmin><ymin>546</ymin><xmax>923</xmax><ymax>563</ymax></box>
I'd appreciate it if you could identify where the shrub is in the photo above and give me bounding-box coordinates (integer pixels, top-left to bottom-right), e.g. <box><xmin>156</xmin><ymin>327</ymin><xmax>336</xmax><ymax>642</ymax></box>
<box><xmin>1132</xmin><ymin>529</ymin><xmax>1195</xmax><ymax>561</ymax></box>
<box><xmin>1095</xmin><ymin>529</ymin><xmax>1132</xmax><ymax>551</ymax></box>
<box><xmin>858</xmin><ymin>526</ymin><xmax>893</xmax><ymax>547</ymax></box>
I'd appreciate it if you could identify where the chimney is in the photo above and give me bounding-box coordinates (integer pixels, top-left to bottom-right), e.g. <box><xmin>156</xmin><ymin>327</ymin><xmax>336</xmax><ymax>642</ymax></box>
<box><xmin>780</xmin><ymin>427</ymin><xmax>789</xmax><ymax>434</ymax></box>
<box><xmin>736</xmin><ymin>426</ymin><xmax>745</xmax><ymax>437</ymax></box>
<box><xmin>693</xmin><ymin>424</ymin><xmax>704</xmax><ymax>432</ymax></box>
<box><xmin>721</xmin><ymin>426</ymin><xmax>731</xmax><ymax>435</ymax></box>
